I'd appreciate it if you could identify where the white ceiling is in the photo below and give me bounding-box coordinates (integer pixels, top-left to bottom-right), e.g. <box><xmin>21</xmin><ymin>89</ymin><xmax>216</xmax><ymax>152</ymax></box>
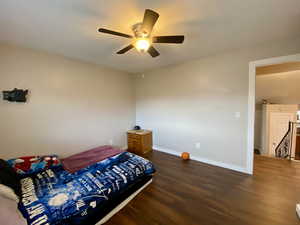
<box><xmin>0</xmin><ymin>0</ymin><xmax>300</xmax><ymax>73</ymax></box>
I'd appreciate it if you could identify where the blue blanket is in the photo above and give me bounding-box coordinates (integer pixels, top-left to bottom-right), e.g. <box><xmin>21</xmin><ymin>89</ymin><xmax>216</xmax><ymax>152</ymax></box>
<box><xmin>18</xmin><ymin>152</ymin><xmax>155</xmax><ymax>225</ymax></box>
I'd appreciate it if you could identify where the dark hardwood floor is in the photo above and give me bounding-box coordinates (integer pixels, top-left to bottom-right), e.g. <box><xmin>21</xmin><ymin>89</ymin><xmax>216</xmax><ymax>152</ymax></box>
<box><xmin>105</xmin><ymin>151</ymin><xmax>300</xmax><ymax>225</ymax></box>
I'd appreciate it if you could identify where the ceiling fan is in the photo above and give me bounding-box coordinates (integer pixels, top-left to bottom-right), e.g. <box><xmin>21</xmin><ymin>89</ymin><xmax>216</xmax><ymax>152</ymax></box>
<box><xmin>98</xmin><ymin>9</ymin><xmax>185</xmax><ymax>58</ymax></box>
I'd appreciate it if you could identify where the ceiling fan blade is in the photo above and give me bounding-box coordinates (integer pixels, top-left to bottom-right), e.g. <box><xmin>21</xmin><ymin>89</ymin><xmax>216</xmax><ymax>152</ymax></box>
<box><xmin>116</xmin><ymin>44</ymin><xmax>134</xmax><ymax>54</ymax></box>
<box><xmin>153</xmin><ymin>35</ymin><xmax>185</xmax><ymax>44</ymax></box>
<box><xmin>142</xmin><ymin>9</ymin><xmax>159</xmax><ymax>35</ymax></box>
<box><xmin>98</xmin><ymin>28</ymin><xmax>133</xmax><ymax>38</ymax></box>
<box><xmin>148</xmin><ymin>46</ymin><xmax>160</xmax><ymax>57</ymax></box>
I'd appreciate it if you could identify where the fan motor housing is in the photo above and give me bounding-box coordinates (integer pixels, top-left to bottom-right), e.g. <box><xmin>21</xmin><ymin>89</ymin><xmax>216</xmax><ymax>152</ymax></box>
<box><xmin>132</xmin><ymin>23</ymin><xmax>149</xmax><ymax>38</ymax></box>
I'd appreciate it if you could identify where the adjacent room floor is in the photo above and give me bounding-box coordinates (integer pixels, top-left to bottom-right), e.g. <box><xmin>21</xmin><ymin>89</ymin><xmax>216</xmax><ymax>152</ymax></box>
<box><xmin>106</xmin><ymin>151</ymin><xmax>300</xmax><ymax>225</ymax></box>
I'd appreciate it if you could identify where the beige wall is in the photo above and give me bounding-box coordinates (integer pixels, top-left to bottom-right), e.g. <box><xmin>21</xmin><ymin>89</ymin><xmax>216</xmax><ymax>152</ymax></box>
<box><xmin>0</xmin><ymin>44</ymin><xmax>135</xmax><ymax>159</ymax></box>
<box><xmin>135</xmin><ymin>37</ymin><xmax>300</xmax><ymax>171</ymax></box>
<box><xmin>254</xmin><ymin>108</ymin><xmax>263</xmax><ymax>151</ymax></box>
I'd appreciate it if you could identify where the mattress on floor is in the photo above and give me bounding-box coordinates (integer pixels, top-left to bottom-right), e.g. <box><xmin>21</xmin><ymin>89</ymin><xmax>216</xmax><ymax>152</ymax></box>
<box><xmin>64</xmin><ymin>175</ymin><xmax>153</xmax><ymax>225</ymax></box>
<box><xmin>18</xmin><ymin>152</ymin><xmax>155</xmax><ymax>225</ymax></box>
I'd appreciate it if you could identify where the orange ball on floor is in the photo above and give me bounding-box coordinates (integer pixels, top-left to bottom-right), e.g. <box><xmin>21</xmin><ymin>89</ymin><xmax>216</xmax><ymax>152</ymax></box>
<box><xmin>181</xmin><ymin>152</ymin><xmax>190</xmax><ymax>160</ymax></box>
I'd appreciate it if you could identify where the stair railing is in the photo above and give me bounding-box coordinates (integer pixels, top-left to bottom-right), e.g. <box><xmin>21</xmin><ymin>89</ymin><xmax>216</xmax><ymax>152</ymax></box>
<box><xmin>275</xmin><ymin>121</ymin><xmax>294</xmax><ymax>159</ymax></box>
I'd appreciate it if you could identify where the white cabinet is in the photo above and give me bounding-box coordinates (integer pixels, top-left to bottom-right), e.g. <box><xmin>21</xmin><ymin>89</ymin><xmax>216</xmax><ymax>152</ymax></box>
<box><xmin>261</xmin><ymin>104</ymin><xmax>298</xmax><ymax>156</ymax></box>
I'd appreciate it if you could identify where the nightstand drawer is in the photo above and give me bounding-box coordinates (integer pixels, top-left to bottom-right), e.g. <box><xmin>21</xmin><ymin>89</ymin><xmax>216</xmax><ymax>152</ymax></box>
<box><xmin>128</xmin><ymin>138</ymin><xmax>141</xmax><ymax>145</ymax></box>
<box><xmin>128</xmin><ymin>140</ymin><xmax>141</xmax><ymax>153</ymax></box>
<box><xmin>127</xmin><ymin>133</ymin><xmax>141</xmax><ymax>140</ymax></box>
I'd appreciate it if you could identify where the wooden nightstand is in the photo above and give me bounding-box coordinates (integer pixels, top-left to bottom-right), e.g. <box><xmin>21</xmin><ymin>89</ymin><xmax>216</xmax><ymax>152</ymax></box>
<box><xmin>127</xmin><ymin>130</ymin><xmax>153</xmax><ymax>155</ymax></box>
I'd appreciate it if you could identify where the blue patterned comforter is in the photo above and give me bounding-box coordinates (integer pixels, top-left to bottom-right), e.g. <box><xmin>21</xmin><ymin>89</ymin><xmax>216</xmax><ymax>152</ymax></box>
<box><xmin>18</xmin><ymin>152</ymin><xmax>155</xmax><ymax>225</ymax></box>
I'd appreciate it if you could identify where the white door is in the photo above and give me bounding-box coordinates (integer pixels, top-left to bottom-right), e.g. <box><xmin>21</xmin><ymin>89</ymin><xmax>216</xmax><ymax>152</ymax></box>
<box><xmin>268</xmin><ymin>112</ymin><xmax>295</xmax><ymax>156</ymax></box>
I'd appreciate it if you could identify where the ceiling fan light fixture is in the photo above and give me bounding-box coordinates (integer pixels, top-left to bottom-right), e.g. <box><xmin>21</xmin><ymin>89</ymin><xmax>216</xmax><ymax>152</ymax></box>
<box><xmin>98</xmin><ymin>9</ymin><xmax>184</xmax><ymax>57</ymax></box>
<box><xmin>135</xmin><ymin>38</ymin><xmax>151</xmax><ymax>52</ymax></box>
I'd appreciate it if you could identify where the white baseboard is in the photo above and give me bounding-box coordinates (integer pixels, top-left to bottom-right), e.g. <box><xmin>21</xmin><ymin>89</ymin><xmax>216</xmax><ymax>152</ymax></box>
<box><xmin>153</xmin><ymin>145</ymin><xmax>249</xmax><ymax>174</ymax></box>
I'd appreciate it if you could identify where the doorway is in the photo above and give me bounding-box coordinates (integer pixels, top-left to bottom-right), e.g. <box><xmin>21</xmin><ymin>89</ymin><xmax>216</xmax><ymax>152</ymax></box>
<box><xmin>247</xmin><ymin>54</ymin><xmax>300</xmax><ymax>174</ymax></box>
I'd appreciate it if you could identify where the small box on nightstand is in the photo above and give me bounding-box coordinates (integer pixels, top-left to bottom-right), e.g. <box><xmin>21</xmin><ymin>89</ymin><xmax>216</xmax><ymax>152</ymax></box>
<box><xmin>127</xmin><ymin>130</ymin><xmax>152</xmax><ymax>155</ymax></box>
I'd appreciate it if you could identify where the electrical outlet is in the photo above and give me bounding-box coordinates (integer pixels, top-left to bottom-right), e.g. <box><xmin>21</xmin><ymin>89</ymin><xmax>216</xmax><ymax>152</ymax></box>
<box><xmin>109</xmin><ymin>139</ymin><xmax>113</xmax><ymax>145</ymax></box>
<box><xmin>195</xmin><ymin>143</ymin><xmax>201</xmax><ymax>149</ymax></box>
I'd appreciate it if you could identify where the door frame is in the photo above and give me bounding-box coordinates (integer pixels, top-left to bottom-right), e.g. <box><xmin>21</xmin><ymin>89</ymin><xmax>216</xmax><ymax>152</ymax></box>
<box><xmin>247</xmin><ymin>54</ymin><xmax>300</xmax><ymax>174</ymax></box>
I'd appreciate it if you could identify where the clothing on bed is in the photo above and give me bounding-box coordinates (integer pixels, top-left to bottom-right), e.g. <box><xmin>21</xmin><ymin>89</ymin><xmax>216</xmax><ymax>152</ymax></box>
<box><xmin>18</xmin><ymin>152</ymin><xmax>155</xmax><ymax>225</ymax></box>
<box><xmin>7</xmin><ymin>155</ymin><xmax>61</xmax><ymax>176</ymax></box>
<box><xmin>61</xmin><ymin>145</ymin><xmax>123</xmax><ymax>173</ymax></box>
<box><xmin>0</xmin><ymin>159</ymin><xmax>21</xmax><ymax>198</ymax></box>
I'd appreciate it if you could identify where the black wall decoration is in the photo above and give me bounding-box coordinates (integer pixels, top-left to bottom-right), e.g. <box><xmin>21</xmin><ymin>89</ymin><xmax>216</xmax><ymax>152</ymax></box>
<box><xmin>3</xmin><ymin>88</ymin><xmax>28</xmax><ymax>103</ymax></box>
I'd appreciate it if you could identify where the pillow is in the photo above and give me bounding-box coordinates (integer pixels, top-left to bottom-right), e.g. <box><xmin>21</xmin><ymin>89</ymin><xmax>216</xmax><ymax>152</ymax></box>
<box><xmin>0</xmin><ymin>184</ymin><xmax>19</xmax><ymax>202</ymax></box>
<box><xmin>0</xmin><ymin>195</ymin><xmax>27</xmax><ymax>225</ymax></box>
<box><xmin>0</xmin><ymin>159</ymin><xmax>21</xmax><ymax>198</ymax></box>
<box><xmin>7</xmin><ymin>155</ymin><xmax>61</xmax><ymax>175</ymax></box>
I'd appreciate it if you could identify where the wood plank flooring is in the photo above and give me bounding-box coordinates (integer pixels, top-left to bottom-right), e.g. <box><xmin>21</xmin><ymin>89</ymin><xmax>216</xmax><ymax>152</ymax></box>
<box><xmin>105</xmin><ymin>151</ymin><xmax>300</xmax><ymax>225</ymax></box>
